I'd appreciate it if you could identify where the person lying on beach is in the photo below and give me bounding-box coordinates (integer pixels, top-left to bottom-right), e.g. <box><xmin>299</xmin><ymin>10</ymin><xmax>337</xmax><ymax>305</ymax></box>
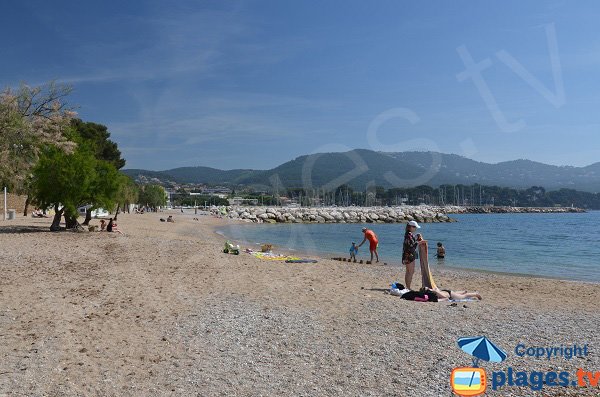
<box><xmin>390</xmin><ymin>283</ymin><xmax>482</xmax><ymax>302</ymax></box>
<box><xmin>167</xmin><ymin>215</ymin><xmax>175</xmax><ymax>223</ymax></box>
<box><xmin>31</xmin><ymin>209</ymin><xmax>48</xmax><ymax>218</ymax></box>
<box><xmin>424</xmin><ymin>287</ymin><xmax>481</xmax><ymax>301</ymax></box>
<box><xmin>389</xmin><ymin>283</ymin><xmax>438</xmax><ymax>302</ymax></box>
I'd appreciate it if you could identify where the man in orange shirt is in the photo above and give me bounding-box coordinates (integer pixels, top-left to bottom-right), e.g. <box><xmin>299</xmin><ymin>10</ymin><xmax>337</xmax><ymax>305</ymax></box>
<box><xmin>357</xmin><ymin>227</ymin><xmax>379</xmax><ymax>263</ymax></box>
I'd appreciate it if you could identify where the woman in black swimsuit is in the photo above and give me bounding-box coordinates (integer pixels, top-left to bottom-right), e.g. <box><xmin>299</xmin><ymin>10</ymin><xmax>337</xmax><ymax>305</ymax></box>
<box><xmin>402</xmin><ymin>221</ymin><xmax>420</xmax><ymax>289</ymax></box>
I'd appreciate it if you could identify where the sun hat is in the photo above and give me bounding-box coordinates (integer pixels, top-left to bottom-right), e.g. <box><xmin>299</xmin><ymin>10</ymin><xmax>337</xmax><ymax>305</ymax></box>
<box><xmin>407</xmin><ymin>220</ymin><xmax>421</xmax><ymax>229</ymax></box>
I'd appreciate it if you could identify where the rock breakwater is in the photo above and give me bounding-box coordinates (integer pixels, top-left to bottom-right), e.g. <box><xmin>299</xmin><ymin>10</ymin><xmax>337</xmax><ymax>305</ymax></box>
<box><xmin>210</xmin><ymin>205</ymin><xmax>584</xmax><ymax>224</ymax></box>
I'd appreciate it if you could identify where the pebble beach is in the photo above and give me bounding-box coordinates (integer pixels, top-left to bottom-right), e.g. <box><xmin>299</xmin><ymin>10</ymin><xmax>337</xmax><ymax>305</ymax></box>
<box><xmin>0</xmin><ymin>213</ymin><xmax>599</xmax><ymax>396</ymax></box>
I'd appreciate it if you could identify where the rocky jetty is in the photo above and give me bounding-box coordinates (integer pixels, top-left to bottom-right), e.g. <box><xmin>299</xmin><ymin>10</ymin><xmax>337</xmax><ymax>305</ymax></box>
<box><xmin>442</xmin><ymin>205</ymin><xmax>585</xmax><ymax>214</ymax></box>
<box><xmin>210</xmin><ymin>205</ymin><xmax>584</xmax><ymax>224</ymax></box>
<box><xmin>213</xmin><ymin>206</ymin><xmax>454</xmax><ymax>224</ymax></box>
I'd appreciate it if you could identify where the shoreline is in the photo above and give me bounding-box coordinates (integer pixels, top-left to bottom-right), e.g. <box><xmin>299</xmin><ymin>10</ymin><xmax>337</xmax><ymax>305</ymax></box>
<box><xmin>208</xmin><ymin>214</ymin><xmax>599</xmax><ymax>285</ymax></box>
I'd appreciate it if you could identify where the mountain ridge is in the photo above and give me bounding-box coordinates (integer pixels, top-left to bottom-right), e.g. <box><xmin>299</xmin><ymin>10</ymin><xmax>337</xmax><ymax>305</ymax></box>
<box><xmin>122</xmin><ymin>150</ymin><xmax>600</xmax><ymax>192</ymax></box>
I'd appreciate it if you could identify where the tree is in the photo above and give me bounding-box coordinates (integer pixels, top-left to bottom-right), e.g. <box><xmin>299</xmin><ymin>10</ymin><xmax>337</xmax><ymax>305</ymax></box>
<box><xmin>0</xmin><ymin>82</ymin><xmax>76</xmax><ymax>214</ymax></box>
<box><xmin>71</xmin><ymin>119</ymin><xmax>125</xmax><ymax>169</ymax></box>
<box><xmin>30</xmin><ymin>146</ymin><xmax>121</xmax><ymax>231</ymax></box>
<box><xmin>71</xmin><ymin>119</ymin><xmax>126</xmax><ymax>224</ymax></box>
<box><xmin>138</xmin><ymin>184</ymin><xmax>167</xmax><ymax>210</ymax></box>
<box><xmin>113</xmin><ymin>175</ymin><xmax>139</xmax><ymax>220</ymax></box>
<box><xmin>79</xmin><ymin>160</ymin><xmax>122</xmax><ymax>226</ymax></box>
<box><xmin>31</xmin><ymin>147</ymin><xmax>95</xmax><ymax>230</ymax></box>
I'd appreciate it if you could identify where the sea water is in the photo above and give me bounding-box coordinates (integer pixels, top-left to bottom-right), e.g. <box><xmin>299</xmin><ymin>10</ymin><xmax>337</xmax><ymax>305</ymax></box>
<box><xmin>217</xmin><ymin>211</ymin><xmax>600</xmax><ymax>282</ymax></box>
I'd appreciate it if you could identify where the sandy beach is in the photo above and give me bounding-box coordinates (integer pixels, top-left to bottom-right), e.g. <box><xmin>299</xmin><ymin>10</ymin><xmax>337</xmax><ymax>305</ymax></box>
<box><xmin>0</xmin><ymin>213</ymin><xmax>599</xmax><ymax>396</ymax></box>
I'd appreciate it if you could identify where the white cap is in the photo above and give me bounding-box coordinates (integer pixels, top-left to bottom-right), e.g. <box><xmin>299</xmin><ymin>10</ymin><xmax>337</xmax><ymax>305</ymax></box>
<box><xmin>408</xmin><ymin>220</ymin><xmax>421</xmax><ymax>229</ymax></box>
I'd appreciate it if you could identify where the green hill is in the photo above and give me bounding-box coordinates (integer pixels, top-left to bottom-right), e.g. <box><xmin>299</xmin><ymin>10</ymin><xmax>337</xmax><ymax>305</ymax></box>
<box><xmin>123</xmin><ymin>150</ymin><xmax>600</xmax><ymax>192</ymax></box>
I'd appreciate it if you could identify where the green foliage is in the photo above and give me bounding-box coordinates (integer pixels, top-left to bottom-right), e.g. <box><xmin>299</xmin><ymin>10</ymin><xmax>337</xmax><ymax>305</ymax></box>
<box><xmin>31</xmin><ymin>144</ymin><xmax>122</xmax><ymax>222</ymax></box>
<box><xmin>71</xmin><ymin>119</ymin><xmax>125</xmax><ymax>169</ymax></box>
<box><xmin>30</xmin><ymin>146</ymin><xmax>97</xmax><ymax>218</ymax></box>
<box><xmin>115</xmin><ymin>175</ymin><xmax>139</xmax><ymax>207</ymax></box>
<box><xmin>173</xmin><ymin>194</ymin><xmax>229</xmax><ymax>207</ymax></box>
<box><xmin>138</xmin><ymin>184</ymin><xmax>167</xmax><ymax>209</ymax></box>
<box><xmin>87</xmin><ymin>159</ymin><xmax>121</xmax><ymax>212</ymax></box>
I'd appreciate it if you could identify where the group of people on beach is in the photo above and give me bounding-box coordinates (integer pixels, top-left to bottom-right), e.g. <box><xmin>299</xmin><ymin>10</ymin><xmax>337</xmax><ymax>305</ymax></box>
<box><xmin>349</xmin><ymin>222</ymin><xmax>479</xmax><ymax>301</ymax></box>
<box><xmin>351</xmin><ymin>222</ymin><xmax>445</xmax><ymax>287</ymax></box>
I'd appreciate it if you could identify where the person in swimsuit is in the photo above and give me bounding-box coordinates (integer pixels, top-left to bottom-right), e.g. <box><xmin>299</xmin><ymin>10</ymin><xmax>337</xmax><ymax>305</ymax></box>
<box><xmin>357</xmin><ymin>227</ymin><xmax>379</xmax><ymax>263</ymax></box>
<box><xmin>106</xmin><ymin>218</ymin><xmax>123</xmax><ymax>235</ymax></box>
<box><xmin>402</xmin><ymin>221</ymin><xmax>421</xmax><ymax>289</ymax></box>
<box><xmin>436</xmin><ymin>242</ymin><xmax>446</xmax><ymax>259</ymax></box>
<box><xmin>424</xmin><ymin>287</ymin><xmax>482</xmax><ymax>301</ymax></box>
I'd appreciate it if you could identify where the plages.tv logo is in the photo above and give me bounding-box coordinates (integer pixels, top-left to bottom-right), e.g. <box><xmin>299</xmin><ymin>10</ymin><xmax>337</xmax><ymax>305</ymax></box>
<box><xmin>450</xmin><ymin>336</ymin><xmax>508</xmax><ymax>396</ymax></box>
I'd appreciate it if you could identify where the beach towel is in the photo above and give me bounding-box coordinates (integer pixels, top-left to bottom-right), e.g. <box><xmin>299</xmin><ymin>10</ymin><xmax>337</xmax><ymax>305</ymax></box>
<box><xmin>449</xmin><ymin>298</ymin><xmax>478</xmax><ymax>303</ymax></box>
<box><xmin>419</xmin><ymin>241</ymin><xmax>437</xmax><ymax>289</ymax></box>
<box><xmin>248</xmin><ymin>251</ymin><xmax>300</xmax><ymax>261</ymax></box>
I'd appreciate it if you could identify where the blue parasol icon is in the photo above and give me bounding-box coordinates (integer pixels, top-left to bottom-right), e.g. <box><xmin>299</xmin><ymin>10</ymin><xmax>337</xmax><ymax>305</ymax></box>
<box><xmin>458</xmin><ymin>336</ymin><xmax>507</xmax><ymax>368</ymax></box>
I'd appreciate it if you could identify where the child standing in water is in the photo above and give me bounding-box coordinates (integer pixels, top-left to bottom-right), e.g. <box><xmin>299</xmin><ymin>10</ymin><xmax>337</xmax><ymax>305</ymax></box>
<box><xmin>349</xmin><ymin>242</ymin><xmax>358</xmax><ymax>262</ymax></box>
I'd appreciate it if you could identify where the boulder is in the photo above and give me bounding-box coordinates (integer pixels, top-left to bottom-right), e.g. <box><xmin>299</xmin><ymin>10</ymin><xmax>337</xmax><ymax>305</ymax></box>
<box><xmin>331</xmin><ymin>211</ymin><xmax>344</xmax><ymax>221</ymax></box>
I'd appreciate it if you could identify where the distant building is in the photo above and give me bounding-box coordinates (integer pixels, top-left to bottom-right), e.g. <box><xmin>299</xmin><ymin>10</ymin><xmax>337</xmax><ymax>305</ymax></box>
<box><xmin>229</xmin><ymin>197</ymin><xmax>259</xmax><ymax>206</ymax></box>
<box><xmin>202</xmin><ymin>187</ymin><xmax>232</xmax><ymax>195</ymax></box>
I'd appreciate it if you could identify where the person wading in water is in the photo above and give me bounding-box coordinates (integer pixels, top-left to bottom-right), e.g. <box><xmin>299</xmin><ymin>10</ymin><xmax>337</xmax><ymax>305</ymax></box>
<box><xmin>357</xmin><ymin>227</ymin><xmax>379</xmax><ymax>264</ymax></box>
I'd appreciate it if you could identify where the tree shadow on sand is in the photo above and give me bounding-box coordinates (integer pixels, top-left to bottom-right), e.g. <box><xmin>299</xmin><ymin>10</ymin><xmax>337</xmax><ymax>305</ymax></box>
<box><xmin>0</xmin><ymin>225</ymin><xmax>51</xmax><ymax>234</ymax></box>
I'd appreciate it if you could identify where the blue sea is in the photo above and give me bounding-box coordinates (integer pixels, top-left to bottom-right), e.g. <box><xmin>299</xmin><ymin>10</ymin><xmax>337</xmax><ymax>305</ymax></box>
<box><xmin>217</xmin><ymin>211</ymin><xmax>600</xmax><ymax>282</ymax></box>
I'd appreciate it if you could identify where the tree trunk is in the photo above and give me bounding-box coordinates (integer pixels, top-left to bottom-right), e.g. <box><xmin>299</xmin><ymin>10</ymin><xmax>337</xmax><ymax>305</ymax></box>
<box><xmin>64</xmin><ymin>214</ymin><xmax>80</xmax><ymax>229</ymax></box>
<box><xmin>23</xmin><ymin>196</ymin><xmax>30</xmax><ymax>217</ymax></box>
<box><xmin>82</xmin><ymin>208</ymin><xmax>92</xmax><ymax>225</ymax></box>
<box><xmin>50</xmin><ymin>205</ymin><xmax>63</xmax><ymax>231</ymax></box>
<box><xmin>114</xmin><ymin>205</ymin><xmax>121</xmax><ymax>221</ymax></box>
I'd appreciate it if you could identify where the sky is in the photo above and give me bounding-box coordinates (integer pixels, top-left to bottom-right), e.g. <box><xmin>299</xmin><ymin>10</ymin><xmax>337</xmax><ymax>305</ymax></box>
<box><xmin>2</xmin><ymin>0</ymin><xmax>600</xmax><ymax>170</ymax></box>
